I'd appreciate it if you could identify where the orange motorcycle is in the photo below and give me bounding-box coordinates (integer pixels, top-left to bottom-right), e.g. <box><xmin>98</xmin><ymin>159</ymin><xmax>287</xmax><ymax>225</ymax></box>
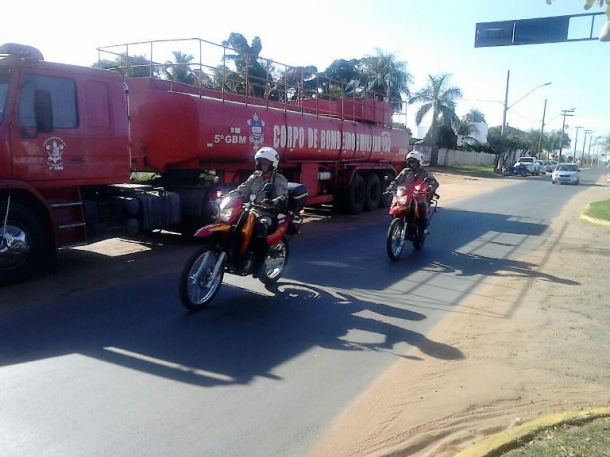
<box><xmin>385</xmin><ymin>179</ymin><xmax>439</xmax><ymax>260</ymax></box>
<box><xmin>179</xmin><ymin>183</ymin><xmax>307</xmax><ymax>310</ymax></box>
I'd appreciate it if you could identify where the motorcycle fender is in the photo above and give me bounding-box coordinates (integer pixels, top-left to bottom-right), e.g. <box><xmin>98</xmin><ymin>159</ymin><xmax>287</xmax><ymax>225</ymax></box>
<box><xmin>389</xmin><ymin>205</ymin><xmax>407</xmax><ymax>217</ymax></box>
<box><xmin>194</xmin><ymin>222</ymin><xmax>230</xmax><ymax>238</ymax></box>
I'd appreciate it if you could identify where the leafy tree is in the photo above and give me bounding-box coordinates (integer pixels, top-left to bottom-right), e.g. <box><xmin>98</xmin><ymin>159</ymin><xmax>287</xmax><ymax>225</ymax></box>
<box><xmin>464</xmin><ymin>108</ymin><xmax>486</xmax><ymax>124</ymax></box>
<box><xmin>317</xmin><ymin>59</ymin><xmax>360</xmax><ymax>98</ymax></box>
<box><xmin>163</xmin><ymin>51</ymin><xmax>195</xmax><ymax>84</ymax></box>
<box><xmin>359</xmin><ymin>49</ymin><xmax>413</xmax><ymax>110</ymax></box>
<box><xmin>93</xmin><ymin>53</ymin><xmax>155</xmax><ymax>78</ymax></box>
<box><xmin>410</xmin><ymin>73</ymin><xmax>462</xmax><ymax>165</ymax></box>
<box><xmin>222</xmin><ymin>33</ymin><xmax>272</xmax><ymax>98</ymax></box>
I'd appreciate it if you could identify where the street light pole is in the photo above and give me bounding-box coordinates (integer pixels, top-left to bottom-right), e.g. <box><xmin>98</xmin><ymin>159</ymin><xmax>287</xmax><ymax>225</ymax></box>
<box><xmin>500</xmin><ymin>70</ymin><xmax>551</xmax><ymax>137</ymax></box>
<box><xmin>537</xmin><ymin>98</ymin><xmax>547</xmax><ymax>158</ymax></box>
<box><xmin>572</xmin><ymin>126</ymin><xmax>583</xmax><ymax>163</ymax></box>
<box><xmin>587</xmin><ymin>135</ymin><xmax>593</xmax><ymax>166</ymax></box>
<box><xmin>501</xmin><ymin>70</ymin><xmax>510</xmax><ymax>137</ymax></box>
<box><xmin>582</xmin><ymin>129</ymin><xmax>593</xmax><ymax>165</ymax></box>
<box><xmin>558</xmin><ymin>108</ymin><xmax>575</xmax><ymax>162</ymax></box>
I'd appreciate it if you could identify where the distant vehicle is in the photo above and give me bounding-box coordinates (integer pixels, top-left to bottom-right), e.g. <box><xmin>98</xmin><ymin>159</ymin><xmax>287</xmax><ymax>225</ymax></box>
<box><xmin>535</xmin><ymin>161</ymin><xmax>546</xmax><ymax>175</ymax></box>
<box><xmin>544</xmin><ymin>160</ymin><xmax>558</xmax><ymax>172</ymax></box>
<box><xmin>551</xmin><ymin>163</ymin><xmax>580</xmax><ymax>185</ymax></box>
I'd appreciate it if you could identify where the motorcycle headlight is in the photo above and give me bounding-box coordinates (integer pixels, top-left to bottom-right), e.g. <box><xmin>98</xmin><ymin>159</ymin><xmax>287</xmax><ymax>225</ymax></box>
<box><xmin>397</xmin><ymin>195</ymin><xmax>408</xmax><ymax>205</ymax></box>
<box><xmin>396</xmin><ymin>187</ymin><xmax>406</xmax><ymax>197</ymax></box>
<box><xmin>218</xmin><ymin>197</ymin><xmax>235</xmax><ymax>222</ymax></box>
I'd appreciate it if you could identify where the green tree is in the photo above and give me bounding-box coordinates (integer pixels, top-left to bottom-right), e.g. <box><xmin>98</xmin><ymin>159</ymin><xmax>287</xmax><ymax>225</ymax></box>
<box><xmin>317</xmin><ymin>59</ymin><xmax>360</xmax><ymax>99</ymax></box>
<box><xmin>359</xmin><ymin>49</ymin><xmax>413</xmax><ymax>111</ymax></box>
<box><xmin>163</xmin><ymin>51</ymin><xmax>195</xmax><ymax>84</ymax></box>
<box><xmin>410</xmin><ymin>73</ymin><xmax>462</xmax><ymax>165</ymax></box>
<box><xmin>93</xmin><ymin>53</ymin><xmax>154</xmax><ymax>78</ymax></box>
<box><xmin>222</xmin><ymin>33</ymin><xmax>272</xmax><ymax>98</ymax></box>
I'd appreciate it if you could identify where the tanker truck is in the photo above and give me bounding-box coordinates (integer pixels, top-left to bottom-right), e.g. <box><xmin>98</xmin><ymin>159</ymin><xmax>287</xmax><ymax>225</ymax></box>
<box><xmin>0</xmin><ymin>39</ymin><xmax>409</xmax><ymax>285</ymax></box>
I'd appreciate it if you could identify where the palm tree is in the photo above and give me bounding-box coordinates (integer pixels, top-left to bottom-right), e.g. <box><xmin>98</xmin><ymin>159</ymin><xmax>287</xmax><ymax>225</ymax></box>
<box><xmin>410</xmin><ymin>73</ymin><xmax>463</xmax><ymax>165</ymax></box>
<box><xmin>359</xmin><ymin>49</ymin><xmax>412</xmax><ymax>111</ymax></box>
<box><xmin>222</xmin><ymin>33</ymin><xmax>271</xmax><ymax>98</ymax></box>
<box><xmin>163</xmin><ymin>51</ymin><xmax>195</xmax><ymax>84</ymax></box>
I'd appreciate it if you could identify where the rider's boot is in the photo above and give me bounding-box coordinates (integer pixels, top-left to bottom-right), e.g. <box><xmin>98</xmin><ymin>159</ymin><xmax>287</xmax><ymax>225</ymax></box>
<box><xmin>251</xmin><ymin>224</ymin><xmax>269</xmax><ymax>278</ymax></box>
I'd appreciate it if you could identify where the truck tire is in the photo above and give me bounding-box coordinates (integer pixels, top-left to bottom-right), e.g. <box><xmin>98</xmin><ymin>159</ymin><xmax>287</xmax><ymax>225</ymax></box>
<box><xmin>0</xmin><ymin>202</ymin><xmax>47</xmax><ymax>285</ymax></box>
<box><xmin>364</xmin><ymin>173</ymin><xmax>381</xmax><ymax>211</ymax></box>
<box><xmin>343</xmin><ymin>173</ymin><xmax>366</xmax><ymax>215</ymax></box>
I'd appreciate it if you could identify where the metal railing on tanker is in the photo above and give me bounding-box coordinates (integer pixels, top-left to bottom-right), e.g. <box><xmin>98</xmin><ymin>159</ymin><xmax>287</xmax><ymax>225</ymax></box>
<box><xmin>95</xmin><ymin>38</ymin><xmax>402</xmax><ymax>128</ymax></box>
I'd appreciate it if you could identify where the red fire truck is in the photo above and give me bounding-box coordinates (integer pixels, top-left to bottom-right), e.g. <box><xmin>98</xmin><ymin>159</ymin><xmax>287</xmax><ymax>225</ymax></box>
<box><xmin>0</xmin><ymin>39</ymin><xmax>409</xmax><ymax>284</ymax></box>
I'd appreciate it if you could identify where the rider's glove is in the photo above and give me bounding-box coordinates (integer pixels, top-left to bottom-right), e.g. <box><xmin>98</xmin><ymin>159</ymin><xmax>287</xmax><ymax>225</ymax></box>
<box><xmin>262</xmin><ymin>198</ymin><xmax>273</xmax><ymax>206</ymax></box>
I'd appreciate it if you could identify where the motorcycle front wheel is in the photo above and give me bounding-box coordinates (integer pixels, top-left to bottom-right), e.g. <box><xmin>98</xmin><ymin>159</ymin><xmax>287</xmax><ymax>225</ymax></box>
<box><xmin>386</xmin><ymin>218</ymin><xmax>405</xmax><ymax>261</ymax></box>
<box><xmin>179</xmin><ymin>245</ymin><xmax>224</xmax><ymax>311</ymax></box>
<box><xmin>259</xmin><ymin>237</ymin><xmax>289</xmax><ymax>285</ymax></box>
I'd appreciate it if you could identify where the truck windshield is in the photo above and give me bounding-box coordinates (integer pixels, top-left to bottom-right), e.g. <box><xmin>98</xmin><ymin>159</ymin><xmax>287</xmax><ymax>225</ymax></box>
<box><xmin>0</xmin><ymin>67</ymin><xmax>9</xmax><ymax>124</ymax></box>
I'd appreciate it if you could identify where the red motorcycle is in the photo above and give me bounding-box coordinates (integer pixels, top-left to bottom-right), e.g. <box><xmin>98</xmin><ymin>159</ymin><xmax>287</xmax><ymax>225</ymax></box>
<box><xmin>179</xmin><ymin>183</ymin><xmax>307</xmax><ymax>310</ymax></box>
<box><xmin>386</xmin><ymin>179</ymin><xmax>439</xmax><ymax>260</ymax></box>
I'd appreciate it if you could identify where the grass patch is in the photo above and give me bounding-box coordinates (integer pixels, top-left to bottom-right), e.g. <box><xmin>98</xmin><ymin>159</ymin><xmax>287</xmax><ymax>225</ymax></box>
<box><xmin>501</xmin><ymin>417</ymin><xmax>610</xmax><ymax>456</ymax></box>
<box><xmin>431</xmin><ymin>164</ymin><xmax>498</xmax><ymax>179</ymax></box>
<box><xmin>585</xmin><ymin>200</ymin><xmax>610</xmax><ymax>222</ymax></box>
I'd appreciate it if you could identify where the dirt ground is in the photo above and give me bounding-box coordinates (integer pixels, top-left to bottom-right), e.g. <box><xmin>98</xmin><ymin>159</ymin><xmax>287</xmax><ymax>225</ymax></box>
<box><xmin>309</xmin><ymin>171</ymin><xmax>610</xmax><ymax>457</ymax></box>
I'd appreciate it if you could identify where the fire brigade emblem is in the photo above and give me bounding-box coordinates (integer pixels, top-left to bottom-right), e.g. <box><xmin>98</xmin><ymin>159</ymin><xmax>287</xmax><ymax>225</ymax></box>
<box><xmin>44</xmin><ymin>137</ymin><xmax>66</xmax><ymax>171</ymax></box>
<box><xmin>247</xmin><ymin>113</ymin><xmax>265</xmax><ymax>150</ymax></box>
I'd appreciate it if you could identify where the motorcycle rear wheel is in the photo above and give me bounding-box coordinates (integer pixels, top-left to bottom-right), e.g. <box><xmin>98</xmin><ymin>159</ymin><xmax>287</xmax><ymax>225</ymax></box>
<box><xmin>259</xmin><ymin>237</ymin><xmax>289</xmax><ymax>285</ymax></box>
<box><xmin>179</xmin><ymin>245</ymin><xmax>224</xmax><ymax>310</ymax></box>
<box><xmin>386</xmin><ymin>218</ymin><xmax>405</xmax><ymax>261</ymax></box>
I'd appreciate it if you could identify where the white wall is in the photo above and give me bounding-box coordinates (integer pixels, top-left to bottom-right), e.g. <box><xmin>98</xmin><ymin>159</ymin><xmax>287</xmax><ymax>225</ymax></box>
<box><xmin>438</xmin><ymin>148</ymin><xmax>495</xmax><ymax>166</ymax></box>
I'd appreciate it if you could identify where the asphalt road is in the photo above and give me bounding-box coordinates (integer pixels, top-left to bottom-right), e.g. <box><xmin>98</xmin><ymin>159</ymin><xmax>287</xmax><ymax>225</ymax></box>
<box><xmin>0</xmin><ymin>168</ymin><xmax>604</xmax><ymax>457</ymax></box>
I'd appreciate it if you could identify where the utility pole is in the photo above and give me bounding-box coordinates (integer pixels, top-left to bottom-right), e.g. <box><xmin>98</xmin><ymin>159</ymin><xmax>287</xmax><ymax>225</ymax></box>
<box><xmin>501</xmin><ymin>70</ymin><xmax>510</xmax><ymax>137</ymax></box>
<box><xmin>558</xmin><ymin>108</ymin><xmax>575</xmax><ymax>162</ymax></box>
<box><xmin>587</xmin><ymin>135</ymin><xmax>593</xmax><ymax>165</ymax></box>
<box><xmin>537</xmin><ymin>99</ymin><xmax>547</xmax><ymax>158</ymax></box>
<box><xmin>572</xmin><ymin>126</ymin><xmax>583</xmax><ymax>163</ymax></box>
<box><xmin>582</xmin><ymin>129</ymin><xmax>593</xmax><ymax>165</ymax></box>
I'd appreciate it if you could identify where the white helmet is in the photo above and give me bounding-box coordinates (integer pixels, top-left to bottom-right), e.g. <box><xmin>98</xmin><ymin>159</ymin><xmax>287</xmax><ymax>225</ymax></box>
<box><xmin>406</xmin><ymin>150</ymin><xmax>423</xmax><ymax>167</ymax></box>
<box><xmin>255</xmin><ymin>147</ymin><xmax>280</xmax><ymax>169</ymax></box>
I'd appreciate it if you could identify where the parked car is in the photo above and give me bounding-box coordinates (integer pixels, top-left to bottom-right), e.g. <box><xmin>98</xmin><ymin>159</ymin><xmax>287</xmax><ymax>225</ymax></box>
<box><xmin>551</xmin><ymin>163</ymin><xmax>580</xmax><ymax>185</ymax></box>
<box><xmin>535</xmin><ymin>161</ymin><xmax>546</xmax><ymax>175</ymax></box>
<box><xmin>515</xmin><ymin>156</ymin><xmax>542</xmax><ymax>175</ymax></box>
<box><xmin>544</xmin><ymin>160</ymin><xmax>558</xmax><ymax>172</ymax></box>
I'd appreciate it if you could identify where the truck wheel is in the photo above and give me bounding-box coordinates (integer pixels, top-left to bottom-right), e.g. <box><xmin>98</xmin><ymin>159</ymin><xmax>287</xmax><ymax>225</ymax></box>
<box><xmin>364</xmin><ymin>173</ymin><xmax>381</xmax><ymax>211</ymax></box>
<box><xmin>343</xmin><ymin>173</ymin><xmax>365</xmax><ymax>215</ymax></box>
<box><xmin>0</xmin><ymin>202</ymin><xmax>47</xmax><ymax>285</ymax></box>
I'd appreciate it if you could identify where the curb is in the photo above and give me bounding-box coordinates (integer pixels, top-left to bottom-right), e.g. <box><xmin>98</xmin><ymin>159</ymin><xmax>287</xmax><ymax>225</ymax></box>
<box><xmin>581</xmin><ymin>213</ymin><xmax>610</xmax><ymax>227</ymax></box>
<box><xmin>456</xmin><ymin>407</ymin><xmax>610</xmax><ymax>457</ymax></box>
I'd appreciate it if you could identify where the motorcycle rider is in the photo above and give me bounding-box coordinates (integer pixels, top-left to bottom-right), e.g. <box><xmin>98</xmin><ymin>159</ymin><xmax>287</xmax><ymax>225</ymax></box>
<box><xmin>228</xmin><ymin>146</ymin><xmax>288</xmax><ymax>276</ymax></box>
<box><xmin>385</xmin><ymin>150</ymin><xmax>439</xmax><ymax>229</ymax></box>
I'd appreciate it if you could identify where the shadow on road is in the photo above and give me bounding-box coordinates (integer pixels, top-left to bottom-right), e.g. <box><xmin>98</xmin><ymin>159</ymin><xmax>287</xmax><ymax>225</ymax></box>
<box><xmin>0</xmin><ymin>202</ymin><xmax>580</xmax><ymax>388</ymax></box>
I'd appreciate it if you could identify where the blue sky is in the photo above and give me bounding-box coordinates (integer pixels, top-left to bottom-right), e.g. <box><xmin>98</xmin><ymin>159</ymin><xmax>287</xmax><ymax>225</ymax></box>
<box><xmin>5</xmin><ymin>0</ymin><xmax>609</xmax><ymax>151</ymax></box>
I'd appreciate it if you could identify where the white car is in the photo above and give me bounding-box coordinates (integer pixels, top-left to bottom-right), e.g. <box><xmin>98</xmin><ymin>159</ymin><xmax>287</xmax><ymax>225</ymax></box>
<box><xmin>535</xmin><ymin>161</ymin><xmax>546</xmax><ymax>175</ymax></box>
<box><xmin>544</xmin><ymin>160</ymin><xmax>558</xmax><ymax>172</ymax></box>
<box><xmin>515</xmin><ymin>156</ymin><xmax>541</xmax><ymax>175</ymax></box>
<box><xmin>551</xmin><ymin>163</ymin><xmax>580</xmax><ymax>185</ymax></box>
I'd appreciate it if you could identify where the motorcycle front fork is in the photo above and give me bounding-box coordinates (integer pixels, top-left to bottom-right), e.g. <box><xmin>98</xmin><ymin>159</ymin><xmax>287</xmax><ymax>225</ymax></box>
<box><xmin>194</xmin><ymin>251</ymin><xmax>226</xmax><ymax>288</ymax></box>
